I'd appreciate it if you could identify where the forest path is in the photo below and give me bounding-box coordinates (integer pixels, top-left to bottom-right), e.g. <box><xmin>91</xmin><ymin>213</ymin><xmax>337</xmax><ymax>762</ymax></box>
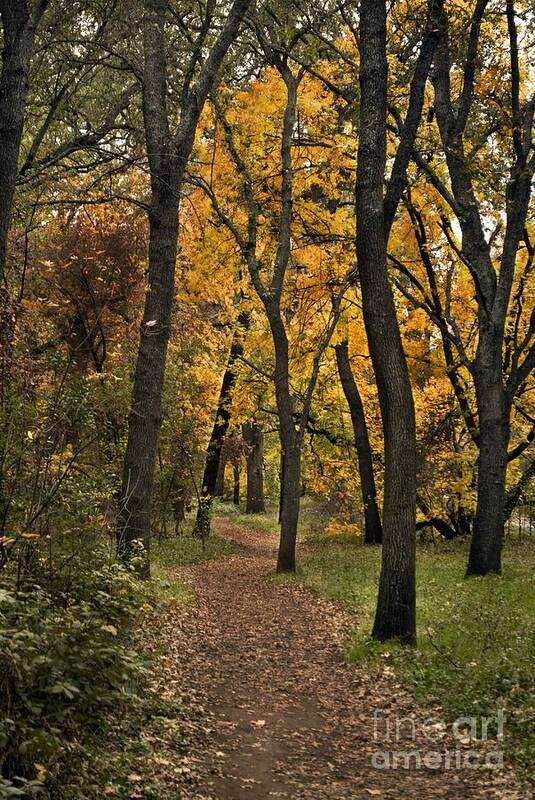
<box><xmin>151</xmin><ymin>517</ymin><xmax>521</xmax><ymax>800</ymax></box>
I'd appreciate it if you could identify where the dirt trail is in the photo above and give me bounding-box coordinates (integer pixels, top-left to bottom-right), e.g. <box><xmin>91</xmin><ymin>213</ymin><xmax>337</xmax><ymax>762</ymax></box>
<box><xmin>150</xmin><ymin>518</ymin><xmax>524</xmax><ymax>800</ymax></box>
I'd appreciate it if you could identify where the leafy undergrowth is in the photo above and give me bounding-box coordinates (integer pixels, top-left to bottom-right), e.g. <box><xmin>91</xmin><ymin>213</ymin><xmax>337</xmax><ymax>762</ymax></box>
<box><xmin>0</xmin><ymin>532</ymin><xmax>236</xmax><ymax>799</ymax></box>
<box><xmin>58</xmin><ymin>533</ymin><xmax>239</xmax><ymax>800</ymax></box>
<box><xmin>0</xmin><ymin>543</ymin><xmax>148</xmax><ymax>800</ymax></box>
<box><xmin>299</xmin><ymin>532</ymin><xmax>535</xmax><ymax>775</ymax></box>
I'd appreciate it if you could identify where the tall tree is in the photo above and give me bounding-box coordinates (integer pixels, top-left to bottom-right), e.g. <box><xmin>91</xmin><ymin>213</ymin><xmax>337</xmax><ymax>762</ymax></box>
<box><xmin>0</xmin><ymin>0</ymin><xmax>49</xmax><ymax>389</ymax></box>
<box><xmin>356</xmin><ymin>0</ymin><xmax>444</xmax><ymax>643</ymax></box>
<box><xmin>194</xmin><ymin>310</ymin><xmax>249</xmax><ymax>533</ymax></box>
<box><xmin>243</xmin><ymin>421</ymin><xmax>265</xmax><ymax>513</ymax></box>
<box><xmin>427</xmin><ymin>0</ymin><xmax>535</xmax><ymax>575</ymax></box>
<box><xmin>117</xmin><ymin>0</ymin><xmax>253</xmax><ymax>564</ymax></box>
<box><xmin>0</xmin><ymin>0</ymin><xmax>49</xmax><ymax>285</ymax></box>
<box><xmin>202</xmin><ymin>70</ymin><xmax>349</xmax><ymax>571</ymax></box>
<box><xmin>335</xmin><ymin>340</ymin><xmax>382</xmax><ymax>544</ymax></box>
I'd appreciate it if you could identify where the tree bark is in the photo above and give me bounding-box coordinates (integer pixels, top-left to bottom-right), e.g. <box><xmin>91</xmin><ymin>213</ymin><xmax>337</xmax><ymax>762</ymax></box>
<box><xmin>0</xmin><ymin>1</ymin><xmax>47</xmax><ymax>400</ymax></box>
<box><xmin>467</xmin><ymin>334</ymin><xmax>511</xmax><ymax>574</ymax></box>
<box><xmin>335</xmin><ymin>340</ymin><xmax>382</xmax><ymax>544</ymax></box>
<box><xmin>0</xmin><ymin>1</ymin><xmax>46</xmax><ymax>283</ymax></box>
<box><xmin>278</xmin><ymin>449</ymin><xmax>285</xmax><ymax>524</ymax></box>
<box><xmin>118</xmin><ymin>185</ymin><xmax>179</xmax><ymax>567</ymax></box>
<box><xmin>277</xmin><ymin>438</ymin><xmax>301</xmax><ymax>572</ymax></box>
<box><xmin>267</xmin><ymin>304</ymin><xmax>302</xmax><ymax>573</ymax></box>
<box><xmin>214</xmin><ymin>449</ymin><xmax>227</xmax><ymax>497</ymax></box>
<box><xmin>117</xmin><ymin>0</ymin><xmax>252</xmax><ymax>565</ymax></box>
<box><xmin>429</xmin><ymin>5</ymin><xmax>535</xmax><ymax>576</ymax></box>
<box><xmin>358</xmin><ymin>0</ymin><xmax>417</xmax><ymax>644</ymax></box>
<box><xmin>417</xmin><ymin>494</ymin><xmax>472</xmax><ymax>540</ymax></box>
<box><xmin>196</xmin><ymin>311</ymin><xmax>248</xmax><ymax>518</ymax></box>
<box><xmin>232</xmin><ymin>463</ymin><xmax>240</xmax><ymax>506</ymax></box>
<box><xmin>243</xmin><ymin>421</ymin><xmax>265</xmax><ymax>513</ymax></box>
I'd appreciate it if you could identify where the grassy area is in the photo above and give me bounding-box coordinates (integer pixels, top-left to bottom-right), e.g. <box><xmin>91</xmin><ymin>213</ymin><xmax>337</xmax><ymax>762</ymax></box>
<box><xmin>151</xmin><ymin>528</ymin><xmax>239</xmax><ymax>567</ymax></box>
<box><xmin>215</xmin><ymin>497</ymin><xmax>323</xmax><ymax>536</ymax></box>
<box><xmin>147</xmin><ymin>531</ymin><xmax>239</xmax><ymax>604</ymax></box>
<box><xmin>299</xmin><ymin>532</ymin><xmax>535</xmax><ymax>771</ymax></box>
<box><xmin>221</xmin><ymin>506</ymin><xmax>534</xmax><ymax>769</ymax></box>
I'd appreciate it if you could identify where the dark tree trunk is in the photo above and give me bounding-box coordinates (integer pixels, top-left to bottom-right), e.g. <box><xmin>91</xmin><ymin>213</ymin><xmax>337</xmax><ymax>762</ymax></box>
<box><xmin>335</xmin><ymin>340</ymin><xmax>382</xmax><ymax>544</ymax></box>
<box><xmin>267</xmin><ymin>305</ymin><xmax>303</xmax><ymax>573</ymax></box>
<box><xmin>358</xmin><ymin>0</ymin><xmax>417</xmax><ymax>644</ymax></box>
<box><xmin>0</xmin><ymin>1</ymin><xmax>44</xmax><ymax>284</ymax></box>
<box><xmin>243</xmin><ymin>421</ymin><xmax>265</xmax><ymax>513</ymax></box>
<box><xmin>430</xmin><ymin>5</ymin><xmax>534</xmax><ymax>577</ymax></box>
<box><xmin>232</xmin><ymin>463</ymin><xmax>240</xmax><ymax>506</ymax></box>
<box><xmin>118</xmin><ymin>187</ymin><xmax>179</xmax><ymax>567</ymax></box>
<box><xmin>417</xmin><ymin>494</ymin><xmax>472</xmax><ymax>540</ymax></box>
<box><xmin>277</xmin><ymin>438</ymin><xmax>301</xmax><ymax>572</ymax></box>
<box><xmin>214</xmin><ymin>450</ymin><xmax>226</xmax><ymax>497</ymax></box>
<box><xmin>467</xmin><ymin>333</ymin><xmax>511</xmax><ymax>574</ymax></box>
<box><xmin>197</xmin><ymin>311</ymin><xmax>248</xmax><ymax>513</ymax></box>
<box><xmin>0</xmin><ymin>1</ymin><xmax>46</xmax><ymax>402</ymax></box>
<box><xmin>117</xmin><ymin>0</ymin><xmax>252</xmax><ymax>565</ymax></box>
<box><xmin>468</xmin><ymin>405</ymin><xmax>509</xmax><ymax>574</ymax></box>
<box><xmin>416</xmin><ymin>518</ymin><xmax>458</xmax><ymax>540</ymax></box>
<box><xmin>453</xmin><ymin>506</ymin><xmax>473</xmax><ymax>537</ymax></box>
<box><xmin>278</xmin><ymin>449</ymin><xmax>285</xmax><ymax>524</ymax></box>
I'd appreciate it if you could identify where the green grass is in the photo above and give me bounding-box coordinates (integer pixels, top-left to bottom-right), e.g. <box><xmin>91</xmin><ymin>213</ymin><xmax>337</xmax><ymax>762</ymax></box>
<box><xmin>151</xmin><ymin>529</ymin><xmax>239</xmax><ymax>568</ymax></box>
<box><xmin>215</xmin><ymin>497</ymin><xmax>323</xmax><ymax>537</ymax></box>
<box><xmin>212</xmin><ymin>499</ymin><xmax>281</xmax><ymax>533</ymax></box>
<box><xmin>147</xmin><ymin>531</ymin><xmax>239</xmax><ymax>605</ymax></box>
<box><xmin>298</xmin><ymin>532</ymin><xmax>535</xmax><ymax>771</ymax></box>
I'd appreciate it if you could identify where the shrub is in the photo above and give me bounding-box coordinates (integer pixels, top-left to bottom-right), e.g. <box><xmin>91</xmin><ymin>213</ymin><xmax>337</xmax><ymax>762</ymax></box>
<box><xmin>0</xmin><ymin>545</ymin><xmax>145</xmax><ymax>796</ymax></box>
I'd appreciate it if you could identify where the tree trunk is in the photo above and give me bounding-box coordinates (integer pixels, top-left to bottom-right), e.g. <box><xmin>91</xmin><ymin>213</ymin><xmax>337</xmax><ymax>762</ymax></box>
<box><xmin>214</xmin><ymin>450</ymin><xmax>227</xmax><ymax>497</ymax></box>
<box><xmin>335</xmin><ymin>340</ymin><xmax>382</xmax><ymax>544</ymax></box>
<box><xmin>0</xmin><ymin>2</ymin><xmax>45</xmax><ymax>403</ymax></box>
<box><xmin>417</xmin><ymin>494</ymin><xmax>471</xmax><ymax>540</ymax></box>
<box><xmin>278</xmin><ymin>450</ymin><xmax>285</xmax><ymax>523</ymax></box>
<box><xmin>117</xmin><ymin>187</ymin><xmax>179</xmax><ymax>566</ymax></box>
<box><xmin>416</xmin><ymin>518</ymin><xmax>458</xmax><ymax>540</ymax></box>
<box><xmin>266</xmin><ymin>305</ymin><xmax>303</xmax><ymax>573</ymax></box>
<box><xmin>468</xmin><ymin>334</ymin><xmax>510</xmax><ymax>574</ymax></box>
<box><xmin>196</xmin><ymin>312</ymin><xmax>248</xmax><ymax>521</ymax></box>
<box><xmin>232</xmin><ymin>463</ymin><xmax>240</xmax><ymax>506</ymax></box>
<box><xmin>243</xmin><ymin>421</ymin><xmax>265</xmax><ymax>513</ymax></box>
<box><xmin>429</xmin><ymin>6</ymin><xmax>534</xmax><ymax>577</ymax></box>
<box><xmin>358</xmin><ymin>0</ymin><xmax>417</xmax><ymax>644</ymax></box>
<box><xmin>117</xmin><ymin>0</ymin><xmax>252</xmax><ymax>566</ymax></box>
<box><xmin>0</xmin><ymin>1</ymin><xmax>40</xmax><ymax>284</ymax></box>
<box><xmin>277</xmin><ymin>438</ymin><xmax>301</xmax><ymax>573</ymax></box>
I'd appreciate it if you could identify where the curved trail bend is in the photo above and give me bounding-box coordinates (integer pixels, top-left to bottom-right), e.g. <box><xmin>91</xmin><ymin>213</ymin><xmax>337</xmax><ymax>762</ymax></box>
<box><xmin>148</xmin><ymin>518</ymin><xmax>523</xmax><ymax>800</ymax></box>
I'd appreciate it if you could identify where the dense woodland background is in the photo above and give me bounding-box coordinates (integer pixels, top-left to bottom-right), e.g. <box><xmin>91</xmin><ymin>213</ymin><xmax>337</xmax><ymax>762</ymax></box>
<box><xmin>0</xmin><ymin>0</ymin><xmax>534</xmax><ymax>797</ymax></box>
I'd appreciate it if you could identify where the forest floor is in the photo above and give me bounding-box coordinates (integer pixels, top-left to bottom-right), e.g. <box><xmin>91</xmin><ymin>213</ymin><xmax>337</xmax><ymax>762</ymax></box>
<box><xmin>134</xmin><ymin>517</ymin><xmax>527</xmax><ymax>800</ymax></box>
